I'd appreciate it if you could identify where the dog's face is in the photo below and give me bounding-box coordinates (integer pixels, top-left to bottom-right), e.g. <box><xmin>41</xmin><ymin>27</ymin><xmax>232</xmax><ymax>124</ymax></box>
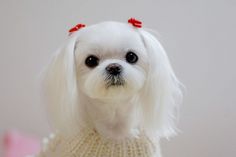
<box><xmin>74</xmin><ymin>22</ymin><xmax>148</xmax><ymax>100</ymax></box>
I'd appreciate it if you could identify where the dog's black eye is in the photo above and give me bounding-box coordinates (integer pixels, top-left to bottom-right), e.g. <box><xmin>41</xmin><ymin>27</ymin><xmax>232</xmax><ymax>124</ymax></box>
<box><xmin>85</xmin><ymin>55</ymin><xmax>99</xmax><ymax>68</ymax></box>
<box><xmin>125</xmin><ymin>51</ymin><xmax>138</xmax><ymax>64</ymax></box>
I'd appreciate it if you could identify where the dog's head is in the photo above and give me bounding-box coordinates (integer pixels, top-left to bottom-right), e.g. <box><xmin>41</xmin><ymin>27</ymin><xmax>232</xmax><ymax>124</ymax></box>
<box><xmin>74</xmin><ymin>22</ymin><xmax>147</xmax><ymax>100</ymax></box>
<box><xmin>43</xmin><ymin>21</ymin><xmax>182</xmax><ymax>139</ymax></box>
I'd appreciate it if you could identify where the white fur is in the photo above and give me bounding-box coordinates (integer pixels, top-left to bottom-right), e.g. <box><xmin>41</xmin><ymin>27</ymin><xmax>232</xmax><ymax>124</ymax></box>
<box><xmin>42</xmin><ymin>21</ymin><xmax>182</xmax><ymax>141</ymax></box>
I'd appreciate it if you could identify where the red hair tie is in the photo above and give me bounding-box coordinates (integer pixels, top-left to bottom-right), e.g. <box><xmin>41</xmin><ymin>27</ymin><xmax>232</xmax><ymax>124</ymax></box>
<box><xmin>128</xmin><ymin>18</ymin><xmax>142</xmax><ymax>28</ymax></box>
<box><xmin>68</xmin><ymin>23</ymin><xmax>86</xmax><ymax>35</ymax></box>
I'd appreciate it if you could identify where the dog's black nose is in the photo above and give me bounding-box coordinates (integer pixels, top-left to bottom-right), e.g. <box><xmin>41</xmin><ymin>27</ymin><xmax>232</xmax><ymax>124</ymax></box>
<box><xmin>106</xmin><ymin>63</ymin><xmax>122</xmax><ymax>75</ymax></box>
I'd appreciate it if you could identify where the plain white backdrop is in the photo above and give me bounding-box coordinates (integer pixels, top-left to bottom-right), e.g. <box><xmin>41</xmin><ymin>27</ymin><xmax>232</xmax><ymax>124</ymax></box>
<box><xmin>0</xmin><ymin>0</ymin><xmax>235</xmax><ymax>156</ymax></box>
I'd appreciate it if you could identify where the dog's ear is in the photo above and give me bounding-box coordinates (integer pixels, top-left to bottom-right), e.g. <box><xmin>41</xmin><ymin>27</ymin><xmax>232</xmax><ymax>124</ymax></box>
<box><xmin>139</xmin><ymin>30</ymin><xmax>183</xmax><ymax>139</ymax></box>
<box><xmin>42</xmin><ymin>36</ymin><xmax>80</xmax><ymax>133</ymax></box>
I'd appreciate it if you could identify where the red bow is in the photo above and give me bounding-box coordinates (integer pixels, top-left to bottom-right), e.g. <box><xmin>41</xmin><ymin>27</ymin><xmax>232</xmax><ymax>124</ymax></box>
<box><xmin>68</xmin><ymin>23</ymin><xmax>86</xmax><ymax>34</ymax></box>
<box><xmin>128</xmin><ymin>18</ymin><xmax>142</xmax><ymax>28</ymax></box>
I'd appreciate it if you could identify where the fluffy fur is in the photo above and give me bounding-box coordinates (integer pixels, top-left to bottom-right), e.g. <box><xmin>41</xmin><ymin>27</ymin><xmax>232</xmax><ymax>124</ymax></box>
<box><xmin>42</xmin><ymin>21</ymin><xmax>182</xmax><ymax>142</ymax></box>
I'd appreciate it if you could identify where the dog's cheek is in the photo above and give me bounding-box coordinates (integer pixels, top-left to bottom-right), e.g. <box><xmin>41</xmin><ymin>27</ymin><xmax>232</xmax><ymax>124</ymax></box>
<box><xmin>81</xmin><ymin>70</ymin><xmax>107</xmax><ymax>98</ymax></box>
<box><xmin>124</xmin><ymin>67</ymin><xmax>146</xmax><ymax>92</ymax></box>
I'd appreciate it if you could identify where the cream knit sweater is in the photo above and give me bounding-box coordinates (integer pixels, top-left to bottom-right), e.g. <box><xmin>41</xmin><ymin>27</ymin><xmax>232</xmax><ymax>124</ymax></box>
<box><xmin>36</xmin><ymin>128</ymin><xmax>160</xmax><ymax>157</ymax></box>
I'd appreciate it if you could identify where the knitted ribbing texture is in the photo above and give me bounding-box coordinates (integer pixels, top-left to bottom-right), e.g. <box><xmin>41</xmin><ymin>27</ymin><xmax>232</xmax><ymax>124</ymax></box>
<box><xmin>36</xmin><ymin>127</ymin><xmax>160</xmax><ymax>157</ymax></box>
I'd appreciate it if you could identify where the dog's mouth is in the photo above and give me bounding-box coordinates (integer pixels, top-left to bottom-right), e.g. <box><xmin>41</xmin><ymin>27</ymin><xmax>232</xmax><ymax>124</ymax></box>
<box><xmin>105</xmin><ymin>75</ymin><xmax>125</xmax><ymax>88</ymax></box>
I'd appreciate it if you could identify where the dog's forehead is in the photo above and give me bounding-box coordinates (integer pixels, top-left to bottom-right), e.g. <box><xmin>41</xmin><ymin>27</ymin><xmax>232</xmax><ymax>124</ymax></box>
<box><xmin>77</xmin><ymin>22</ymin><xmax>145</xmax><ymax>50</ymax></box>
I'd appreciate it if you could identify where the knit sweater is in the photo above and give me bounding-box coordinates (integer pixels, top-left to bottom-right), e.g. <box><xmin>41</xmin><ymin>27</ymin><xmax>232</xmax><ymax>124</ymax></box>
<box><xmin>36</xmin><ymin>128</ymin><xmax>160</xmax><ymax>157</ymax></box>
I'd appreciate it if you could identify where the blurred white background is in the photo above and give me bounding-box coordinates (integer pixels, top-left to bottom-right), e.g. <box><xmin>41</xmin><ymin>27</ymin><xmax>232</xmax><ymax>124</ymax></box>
<box><xmin>0</xmin><ymin>0</ymin><xmax>235</xmax><ymax>156</ymax></box>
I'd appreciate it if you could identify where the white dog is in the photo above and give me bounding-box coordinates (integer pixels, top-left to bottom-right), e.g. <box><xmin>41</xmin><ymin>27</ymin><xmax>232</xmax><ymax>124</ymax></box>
<box><xmin>37</xmin><ymin>19</ymin><xmax>182</xmax><ymax>157</ymax></box>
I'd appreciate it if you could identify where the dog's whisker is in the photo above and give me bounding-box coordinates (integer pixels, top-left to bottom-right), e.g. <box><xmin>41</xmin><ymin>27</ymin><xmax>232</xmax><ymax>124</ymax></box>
<box><xmin>104</xmin><ymin>74</ymin><xmax>125</xmax><ymax>88</ymax></box>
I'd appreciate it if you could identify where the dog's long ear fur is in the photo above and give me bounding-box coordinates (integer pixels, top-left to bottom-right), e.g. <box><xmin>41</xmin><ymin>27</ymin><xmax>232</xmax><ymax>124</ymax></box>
<box><xmin>139</xmin><ymin>30</ymin><xmax>183</xmax><ymax>139</ymax></box>
<box><xmin>42</xmin><ymin>36</ymin><xmax>80</xmax><ymax>133</ymax></box>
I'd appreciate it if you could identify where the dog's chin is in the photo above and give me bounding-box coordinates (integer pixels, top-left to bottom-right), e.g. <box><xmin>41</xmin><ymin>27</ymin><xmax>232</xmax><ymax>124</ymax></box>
<box><xmin>83</xmin><ymin>81</ymin><xmax>141</xmax><ymax>101</ymax></box>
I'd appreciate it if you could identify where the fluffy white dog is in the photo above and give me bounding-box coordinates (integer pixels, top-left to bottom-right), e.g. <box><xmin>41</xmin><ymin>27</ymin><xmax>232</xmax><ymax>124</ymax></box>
<box><xmin>37</xmin><ymin>19</ymin><xmax>182</xmax><ymax>157</ymax></box>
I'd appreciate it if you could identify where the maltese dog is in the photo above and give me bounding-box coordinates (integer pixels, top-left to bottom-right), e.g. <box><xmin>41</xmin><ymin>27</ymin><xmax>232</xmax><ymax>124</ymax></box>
<box><xmin>37</xmin><ymin>18</ymin><xmax>182</xmax><ymax>157</ymax></box>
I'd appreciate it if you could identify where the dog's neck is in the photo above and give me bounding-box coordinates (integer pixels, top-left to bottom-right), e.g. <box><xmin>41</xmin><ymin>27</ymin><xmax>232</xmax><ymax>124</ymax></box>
<box><xmin>80</xmin><ymin>95</ymin><xmax>140</xmax><ymax>140</ymax></box>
